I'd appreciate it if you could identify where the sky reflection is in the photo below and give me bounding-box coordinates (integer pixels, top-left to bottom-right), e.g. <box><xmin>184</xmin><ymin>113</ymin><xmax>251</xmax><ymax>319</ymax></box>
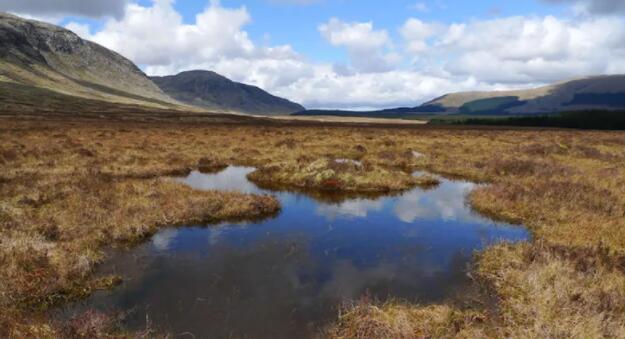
<box><xmin>62</xmin><ymin>166</ymin><xmax>528</xmax><ymax>339</ymax></box>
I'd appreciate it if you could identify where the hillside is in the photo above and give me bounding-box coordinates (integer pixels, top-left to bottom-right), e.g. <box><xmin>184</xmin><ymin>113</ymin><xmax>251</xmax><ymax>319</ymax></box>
<box><xmin>0</xmin><ymin>12</ymin><xmax>182</xmax><ymax>109</ymax></box>
<box><xmin>424</xmin><ymin>75</ymin><xmax>625</xmax><ymax>115</ymax></box>
<box><xmin>296</xmin><ymin>75</ymin><xmax>625</xmax><ymax>118</ymax></box>
<box><xmin>151</xmin><ymin>70</ymin><xmax>304</xmax><ymax>115</ymax></box>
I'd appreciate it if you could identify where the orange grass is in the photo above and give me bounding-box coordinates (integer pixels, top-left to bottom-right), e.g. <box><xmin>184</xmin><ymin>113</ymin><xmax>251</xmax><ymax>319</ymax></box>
<box><xmin>1</xmin><ymin>119</ymin><xmax>624</xmax><ymax>337</ymax></box>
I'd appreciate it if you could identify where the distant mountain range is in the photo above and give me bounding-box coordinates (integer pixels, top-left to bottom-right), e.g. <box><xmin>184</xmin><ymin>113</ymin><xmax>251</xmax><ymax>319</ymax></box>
<box><xmin>425</xmin><ymin>75</ymin><xmax>625</xmax><ymax>115</ymax></box>
<box><xmin>151</xmin><ymin>71</ymin><xmax>304</xmax><ymax>115</ymax></box>
<box><xmin>0</xmin><ymin>13</ymin><xmax>303</xmax><ymax>116</ymax></box>
<box><xmin>295</xmin><ymin>75</ymin><xmax>625</xmax><ymax>118</ymax></box>
<box><xmin>1</xmin><ymin>12</ymin><xmax>624</xmax><ymax>119</ymax></box>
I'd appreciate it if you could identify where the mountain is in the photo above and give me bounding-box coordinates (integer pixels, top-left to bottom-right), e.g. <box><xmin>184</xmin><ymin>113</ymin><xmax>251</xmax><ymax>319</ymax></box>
<box><xmin>296</xmin><ymin>75</ymin><xmax>625</xmax><ymax>118</ymax></box>
<box><xmin>0</xmin><ymin>12</ymin><xmax>181</xmax><ymax>109</ymax></box>
<box><xmin>151</xmin><ymin>70</ymin><xmax>304</xmax><ymax>115</ymax></box>
<box><xmin>423</xmin><ymin>75</ymin><xmax>625</xmax><ymax>115</ymax></box>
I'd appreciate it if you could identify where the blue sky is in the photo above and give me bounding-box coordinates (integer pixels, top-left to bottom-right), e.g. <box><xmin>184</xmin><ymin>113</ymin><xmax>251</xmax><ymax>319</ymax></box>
<box><xmin>134</xmin><ymin>0</ymin><xmax>568</xmax><ymax>64</ymax></box>
<box><xmin>4</xmin><ymin>0</ymin><xmax>625</xmax><ymax>109</ymax></box>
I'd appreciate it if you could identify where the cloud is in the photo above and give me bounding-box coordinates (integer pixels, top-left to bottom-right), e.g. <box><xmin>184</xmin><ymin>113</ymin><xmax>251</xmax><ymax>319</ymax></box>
<box><xmin>65</xmin><ymin>0</ymin><xmax>625</xmax><ymax>110</ymax></box>
<box><xmin>266</xmin><ymin>0</ymin><xmax>321</xmax><ymax>4</ymax></box>
<box><xmin>152</xmin><ymin>229</ymin><xmax>178</xmax><ymax>251</ymax></box>
<box><xmin>0</xmin><ymin>0</ymin><xmax>127</xmax><ymax>19</ymax></box>
<box><xmin>393</xmin><ymin>181</ymin><xmax>480</xmax><ymax>223</ymax></box>
<box><xmin>176</xmin><ymin>167</ymin><xmax>264</xmax><ymax>194</ymax></box>
<box><xmin>409</xmin><ymin>2</ymin><xmax>429</xmax><ymax>13</ymax></box>
<box><xmin>277</xmin><ymin>69</ymin><xmax>489</xmax><ymax>109</ymax></box>
<box><xmin>84</xmin><ymin>0</ymin><xmax>257</xmax><ymax>66</ymax></box>
<box><xmin>316</xmin><ymin>199</ymin><xmax>384</xmax><ymax>220</ymax></box>
<box><xmin>402</xmin><ymin>15</ymin><xmax>625</xmax><ymax>84</ymax></box>
<box><xmin>319</xmin><ymin>18</ymin><xmax>400</xmax><ymax>73</ymax></box>
<box><xmin>400</xmin><ymin>18</ymin><xmax>440</xmax><ymax>54</ymax></box>
<box><xmin>74</xmin><ymin>0</ymin><xmax>311</xmax><ymax>92</ymax></box>
<box><xmin>542</xmin><ymin>0</ymin><xmax>625</xmax><ymax>16</ymax></box>
<box><xmin>65</xmin><ymin>22</ymin><xmax>92</xmax><ymax>37</ymax></box>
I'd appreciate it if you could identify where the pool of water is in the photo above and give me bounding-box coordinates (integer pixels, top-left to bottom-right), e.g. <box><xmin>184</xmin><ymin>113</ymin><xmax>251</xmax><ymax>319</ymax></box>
<box><xmin>60</xmin><ymin>166</ymin><xmax>528</xmax><ymax>338</ymax></box>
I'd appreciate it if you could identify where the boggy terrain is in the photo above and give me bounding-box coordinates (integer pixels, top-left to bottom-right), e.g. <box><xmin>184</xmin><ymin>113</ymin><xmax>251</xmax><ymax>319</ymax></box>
<box><xmin>1</xmin><ymin>119</ymin><xmax>625</xmax><ymax>338</ymax></box>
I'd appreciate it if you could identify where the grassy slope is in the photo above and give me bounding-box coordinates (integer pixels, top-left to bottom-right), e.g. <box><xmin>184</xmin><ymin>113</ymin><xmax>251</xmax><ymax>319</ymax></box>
<box><xmin>1</xmin><ymin>119</ymin><xmax>624</xmax><ymax>337</ymax></box>
<box><xmin>0</xmin><ymin>12</ymin><xmax>184</xmax><ymax>110</ymax></box>
<box><xmin>0</xmin><ymin>60</ymin><xmax>183</xmax><ymax>111</ymax></box>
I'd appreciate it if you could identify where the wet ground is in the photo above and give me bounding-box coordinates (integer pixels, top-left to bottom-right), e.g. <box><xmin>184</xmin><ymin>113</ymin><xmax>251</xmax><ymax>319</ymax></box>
<box><xmin>60</xmin><ymin>166</ymin><xmax>528</xmax><ymax>338</ymax></box>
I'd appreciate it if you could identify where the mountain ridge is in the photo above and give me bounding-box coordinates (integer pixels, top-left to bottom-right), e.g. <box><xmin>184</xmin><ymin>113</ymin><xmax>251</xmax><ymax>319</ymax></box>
<box><xmin>0</xmin><ymin>12</ymin><xmax>183</xmax><ymax>109</ymax></box>
<box><xmin>151</xmin><ymin>70</ymin><xmax>305</xmax><ymax>115</ymax></box>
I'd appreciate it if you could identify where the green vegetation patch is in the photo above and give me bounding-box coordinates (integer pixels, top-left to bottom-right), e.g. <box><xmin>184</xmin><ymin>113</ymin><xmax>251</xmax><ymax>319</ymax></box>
<box><xmin>459</xmin><ymin>96</ymin><xmax>524</xmax><ymax>115</ymax></box>
<box><xmin>437</xmin><ymin>110</ymin><xmax>625</xmax><ymax>130</ymax></box>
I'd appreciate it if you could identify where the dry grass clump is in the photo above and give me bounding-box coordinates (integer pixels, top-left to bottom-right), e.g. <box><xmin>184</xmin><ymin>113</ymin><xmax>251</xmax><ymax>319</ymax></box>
<box><xmin>197</xmin><ymin>156</ymin><xmax>228</xmax><ymax>173</ymax></box>
<box><xmin>470</xmin><ymin>173</ymin><xmax>625</xmax><ymax>250</ymax></box>
<box><xmin>326</xmin><ymin>298</ymin><xmax>487</xmax><ymax>339</ymax></box>
<box><xmin>248</xmin><ymin>158</ymin><xmax>439</xmax><ymax>193</ymax></box>
<box><xmin>477</xmin><ymin>243</ymin><xmax>625</xmax><ymax>338</ymax></box>
<box><xmin>61</xmin><ymin>310</ymin><xmax>120</xmax><ymax>338</ymax></box>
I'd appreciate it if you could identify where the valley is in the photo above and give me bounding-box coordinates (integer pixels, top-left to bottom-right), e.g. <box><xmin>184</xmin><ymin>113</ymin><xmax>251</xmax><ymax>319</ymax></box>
<box><xmin>1</xmin><ymin>8</ymin><xmax>625</xmax><ymax>339</ymax></box>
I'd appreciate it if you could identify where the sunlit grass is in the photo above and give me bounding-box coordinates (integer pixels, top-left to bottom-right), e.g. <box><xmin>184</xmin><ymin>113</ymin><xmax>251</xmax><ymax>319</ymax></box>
<box><xmin>1</xmin><ymin>120</ymin><xmax>624</xmax><ymax>337</ymax></box>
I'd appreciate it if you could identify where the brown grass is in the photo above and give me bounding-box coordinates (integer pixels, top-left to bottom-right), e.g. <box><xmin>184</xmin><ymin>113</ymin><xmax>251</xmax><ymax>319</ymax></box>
<box><xmin>325</xmin><ymin>296</ymin><xmax>488</xmax><ymax>339</ymax></box>
<box><xmin>1</xmin><ymin>119</ymin><xmax>625</xmax><ymax>338</ymax></box>
<box><xmin>248</xmin><ymin>158</ymin><xmax>439</xmax><ymax>193</ymax></box>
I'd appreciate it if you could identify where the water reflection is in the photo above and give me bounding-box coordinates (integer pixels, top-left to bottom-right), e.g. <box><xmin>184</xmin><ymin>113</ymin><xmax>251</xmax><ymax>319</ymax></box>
<box><xmin>394</xmin><ymin>180</ymin><xmax>482</xmax><ymax>223</ymax></box>
<box><xmin>61</xmin><ymin>166</ymin><xmax>528</xmax><ymax>339</ymax></box>
<box><xmin>177</xmin><ymin>167</ymin><xmax>263</xmax><ymax>194</ymax></box>
<box><xmin>151</xmin><ymin>229</ymin><xmax>178</xmax><ymax>251</ymax></box>
<box><xmin>316</xmin><ymin>198</ymin><xmax>384</xmax><ymax>219</ymax></box>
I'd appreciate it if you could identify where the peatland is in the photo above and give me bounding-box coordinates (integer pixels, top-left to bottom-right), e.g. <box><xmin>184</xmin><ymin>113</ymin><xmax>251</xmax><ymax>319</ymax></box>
<box><xmin>1</xmin><ymin>117</ymin><xmax>624</xmax><ymax>338</ymax></box>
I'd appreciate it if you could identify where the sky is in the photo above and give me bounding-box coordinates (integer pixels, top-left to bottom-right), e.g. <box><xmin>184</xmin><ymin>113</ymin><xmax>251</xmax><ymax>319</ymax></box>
<box><xmin>2</xmin><ymin>0</ymin><xmax>625</xmax><ymax>110</ymax></box>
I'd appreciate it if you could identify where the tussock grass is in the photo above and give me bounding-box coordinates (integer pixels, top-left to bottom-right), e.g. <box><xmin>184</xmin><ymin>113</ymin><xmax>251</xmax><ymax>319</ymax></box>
<box><xmin>476</xmin><ymin>242</ymin><xmax>625</xmax><ymax>338</ymax></box>
<box><xmin>326</xmin><ymin>298</ymin><xmax>488</xmax><ymax>339</ymax></box>
<box><xmin>1</xmin><ymin>120</ymin><xmax>625</xmax><ymax>337</ymax></box>
<box><xmin>248</xmin><ymin>158</ymin><xmax>439</xmax><ymax>193</ymax></box>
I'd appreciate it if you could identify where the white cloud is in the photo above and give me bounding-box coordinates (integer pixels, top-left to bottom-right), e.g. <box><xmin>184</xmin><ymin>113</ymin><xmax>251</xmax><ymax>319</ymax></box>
<box><xmin>65</xmin><ymin>22</ymin><xmax>92</xmax><ymax>38</ymax></box>
<box><xmin>319</xmin><ymin>18</ymin><xmax>390</xmax><ymax>50</ymax></box>
<box><xmin>410</xmin><ymin>2</ymin><xmax>429</xmax><ymax>13</ymax></box>
<box><xmin>400</xmin><ymin>18</ymin><xmax>440</xmax><ymax>54</ymax></box>
<box><xmin>86</xmin><ymin>0</ymin><xmax>257</xmax><ymax>67</ymax></box>
<box><xmin>278</xmin><ymin>69</ymin><xmax>491</xmax><ymax>109</ymax></box>
<box><xmin>63</xmin><ymin>0</ymin><xmax>625</xmax><ymax>110</ymax></box>
<box><xmin>73</xmin><ymin>0</ymin><xmax>313</xmax><ymax>92</ymax></box>
<box><xmin>403</xmin><ymin>15</ymin><xmax>625</xmax><ymax>84</ymax></box>
<box><xmin>319</xmin><ymin>18</ymin><xmax>400</xmax><ymax>73</ymax></box>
